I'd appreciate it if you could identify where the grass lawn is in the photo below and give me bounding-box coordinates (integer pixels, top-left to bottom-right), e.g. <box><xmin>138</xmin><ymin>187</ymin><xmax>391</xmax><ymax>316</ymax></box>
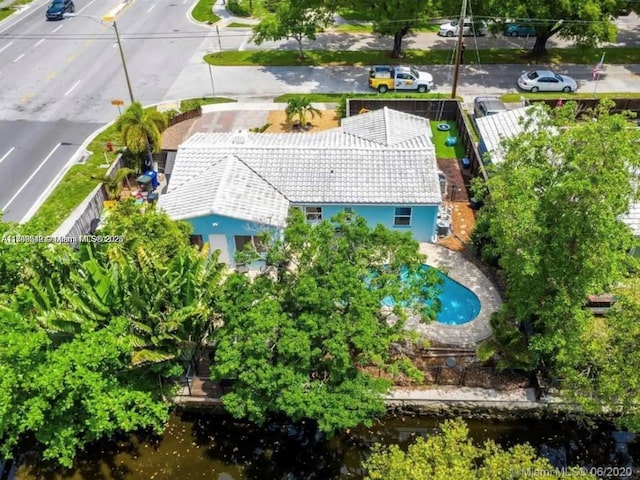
<box><xmin>179</xmin><ymin>97</ymin><xmax>237</xmax><ymax>111</ymax></box>
<box><xmin>430</xmin><ymin>121</ymin><xmax>466</xmax><ymax>159</ymax></box>
<box><xmin>500</xmin><ymin>92</ymin><xmax>640</xmax><ymax>103</ymax></box>
<box><xmin>0</xmin><ymin>8</ymin><xmax>13</xmax><ymax>21</ymax></box>
<box><xmin>273</xmin><ymin>92</ymin><xmax>455</xmax><ymax>103</ymax></box>
<box><xmin>334</xmin><ymin>22</ymin><xmax>438</xmax><ymax>34</ymax></box>
<box><xmin>226</xmin><ymin>22</ymin><xmax>254</xmax><ymax>28</ymax></box>
<box><xmin>191</xmin><ymin>0</ymin><xmax>221</xmax><ymax>24</ymax></box>
<box><xmin>205</xmin><ymin>46</ymin><xmax>640</xmax><ymax>67</ymax></box>
<box><xmin>28</xmin><ymin>124</ymin><xmax>122</xmax><ymax>234</ymax></box>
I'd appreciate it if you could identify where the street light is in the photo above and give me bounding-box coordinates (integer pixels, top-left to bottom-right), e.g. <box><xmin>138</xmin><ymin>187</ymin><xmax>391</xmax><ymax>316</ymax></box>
<box><xmin>63</xmin><ymin>13</ymin><xmax>135</xmax><ymax>103</ymax></box>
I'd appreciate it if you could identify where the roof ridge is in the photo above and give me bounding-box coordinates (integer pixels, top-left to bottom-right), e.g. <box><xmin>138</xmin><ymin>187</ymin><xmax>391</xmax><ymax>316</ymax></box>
<box><xmin>229</xmin><ymin>154</ymin><xmax>291</xmax><ymax>202</ymax></box>
<box><xmin>383</xmin><ymin>107</ymin><xmax>391</xmax><ymax>146</ymax></box>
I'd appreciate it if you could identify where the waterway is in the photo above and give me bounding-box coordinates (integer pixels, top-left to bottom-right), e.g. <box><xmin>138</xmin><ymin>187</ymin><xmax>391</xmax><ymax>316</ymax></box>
<box><xmin>15</xmin><ymin>412</ymin><xmax>639</xmax><ymax>479</ymax></box>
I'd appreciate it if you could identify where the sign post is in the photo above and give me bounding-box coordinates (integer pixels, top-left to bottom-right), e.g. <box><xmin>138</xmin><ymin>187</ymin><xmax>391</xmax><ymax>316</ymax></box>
<box><xmin>111</xmin><ymin>99</ymin><xmax>125</xmax><ymax>115</ymax></box>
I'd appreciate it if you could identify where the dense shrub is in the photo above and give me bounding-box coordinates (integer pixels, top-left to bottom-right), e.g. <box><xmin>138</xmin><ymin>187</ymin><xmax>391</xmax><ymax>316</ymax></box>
<box><xmin>227</xmin><ymin>0</ymin><xmax>250</xmax><ymax>17</ymax></box>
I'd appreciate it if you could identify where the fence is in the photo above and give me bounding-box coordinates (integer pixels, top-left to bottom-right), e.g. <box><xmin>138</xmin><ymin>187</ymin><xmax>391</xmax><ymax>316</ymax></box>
<box><xmin>392</xmin><ymin>365</ymin><xmax>531</xmax><ymax>390</ymax></box>
<box><xmin>168</xmin><ymin>106</ymin><xmax>202</xmax><ymax>127</ymax></box>
<box><xmin>345</xmin><ymin>99</ymin><xmax>488</xmax><ymax>183</ymax></box>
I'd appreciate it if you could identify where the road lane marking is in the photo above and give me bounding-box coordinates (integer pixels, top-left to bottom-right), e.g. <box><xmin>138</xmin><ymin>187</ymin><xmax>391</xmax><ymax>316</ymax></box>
<box><xmin>21</xmin><ymin>92</ymin><xmax>34</xmax><ymax>103</ymax></box>
<box><xmin>34</xmin><ymin>39</ymin><xmax>45</xmax><ymax>48</ymax></box>
<box><xmin>45</xmin><ymin>70</ymin><xmax>56</xmax><ymax>82</ymax></box>
<box><xmin>113</xmin><ymin>43</ymin><xmax>118</xmax><ymax>48</ymax></box>
<box><xmin>52</xmin><ymin>24</ymin><xmax>63</xmax><ymax>33</ymax></box>
<box><xmin>0</xmin><ymin>42</ymin><xmax>14</xmax><ymax>53</ymax></box>
<box><xmin>0</xmin><ymin>147</ymin><xmax>15</xmax><ymax>165</ymax></box>
<box><xmin>3</xmin><ymin>143</ymin><xmax>62</xmax><ymax>213</ymax></box>
<box><xmin>77</xmin><ymin>0</ymin><xmax>99</xmax><ymax>14</ymax></box>
<box><xmin>67</xmin><ymin>52</ymin><xmax>78</xmax><ymax>63</ymax></box>
<box><xmin>183</xmin><ymin>0</ymin><xmax>188</xmax><ymax>4</ymax></box>
<box><xmin>13</xmin><ymin>53</ymin><xmax>25</xmax><ymax>62</ymax></box>
<box><xmin>65</xmin><ymin>80</ymin><xmax>81</xmax><ymax>96</ymax></box>
<box><xmin>147</xmin><ymin>5</ymin><xmax>155</xmax><ymax>13</ymax></box>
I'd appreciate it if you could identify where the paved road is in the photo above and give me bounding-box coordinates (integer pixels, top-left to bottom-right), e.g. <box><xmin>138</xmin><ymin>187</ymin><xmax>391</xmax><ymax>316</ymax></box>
<box><xmin>0</xmin><ymin>0</ymin><xmax>211</xmax><ymax>222</ymax></box>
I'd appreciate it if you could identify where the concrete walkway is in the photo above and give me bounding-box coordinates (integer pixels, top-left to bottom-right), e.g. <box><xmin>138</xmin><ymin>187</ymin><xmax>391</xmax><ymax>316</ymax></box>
<box><xmin>408</xmin><ymin>243</ymin><xmax>502</xmax><ymax>346</ymax></box>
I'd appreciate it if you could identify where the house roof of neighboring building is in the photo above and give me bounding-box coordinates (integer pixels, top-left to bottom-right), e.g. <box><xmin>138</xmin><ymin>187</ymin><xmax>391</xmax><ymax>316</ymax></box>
<box><xmin>621</xmin><ymin>202</ymin><xmax>640</xmax><ymax>237</ymax></box>
<box><xmin>157</xmin><ymin>154</ymin><xmax>290</xmax><ymax>226</ymax></box>
<box><xmin>158</xmin><ymin>107</ymin><xmax>440</xmax><ymax>224</ymax></box>
<box><xmin>475</xmin><ymin>106</ymin><xmax>544</xmax><ymax>164</ymax></box>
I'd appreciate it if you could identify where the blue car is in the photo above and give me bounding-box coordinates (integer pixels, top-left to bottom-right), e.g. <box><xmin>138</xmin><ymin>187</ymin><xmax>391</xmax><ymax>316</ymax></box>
<box><xmin>46</xmin><ymin>0</ymin><xmax>75</xmax><ymax>20</ymax></box>
<box><xmin>504</xmin><ymin>24</ymin><xmax>536</xmax><ymax>37</ymax></box>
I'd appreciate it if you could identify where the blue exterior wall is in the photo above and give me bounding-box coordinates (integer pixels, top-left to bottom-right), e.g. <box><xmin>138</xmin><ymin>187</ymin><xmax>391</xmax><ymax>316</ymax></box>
<box><xmin>189</xmin><ymin>214</ymin><xmax>281</xmax><ymax>266</ymax></box>
<box><xmin>297</xmin><ymin>204</ymin><xmax>438</xmax><ymax>242</ymax></box>
<box><xmin>186</xmin><ymin>204</ymin><xmax>439</xmax><ymax>266</ymax></box>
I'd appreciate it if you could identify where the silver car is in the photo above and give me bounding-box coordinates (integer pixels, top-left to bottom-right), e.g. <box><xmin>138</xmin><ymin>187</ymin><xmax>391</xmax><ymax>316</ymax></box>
<box><xmin>517</xmin><ymin>70</ymin><xmax>578</xmax><ymax>93</ymax></box>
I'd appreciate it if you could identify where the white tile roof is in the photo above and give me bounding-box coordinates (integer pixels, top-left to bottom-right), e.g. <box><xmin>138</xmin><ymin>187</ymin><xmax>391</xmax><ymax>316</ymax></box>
<box><xmin>159</xmin><ymin>108</ymin><xmax>440</xmax><ymax>222</ymax></box>
<box><xmin>475</xmin><ymin>106</ymin><xmax>545</xmax><ymax>164</ymax></box>
<box><xmin>341</xmin><ymin>107</ymin><xmax>432</xmax><ymax>145</ymax></box>
<box><xmin>157</xmin><ymin>154</ymin><xmax>290</xmax><ymax>226</ymax></box>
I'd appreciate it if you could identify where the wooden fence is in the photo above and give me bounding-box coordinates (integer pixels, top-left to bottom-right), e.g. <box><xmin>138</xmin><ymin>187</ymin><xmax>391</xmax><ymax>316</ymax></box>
<box><xmin>168</xmin><ymin>106</ymin><xmax>202</xmax><ymax>127</ymax></box>
<box><xmin>345</xmin><ymin>98</ymin><xmax>488</xmax><ymax>183</ymax></box>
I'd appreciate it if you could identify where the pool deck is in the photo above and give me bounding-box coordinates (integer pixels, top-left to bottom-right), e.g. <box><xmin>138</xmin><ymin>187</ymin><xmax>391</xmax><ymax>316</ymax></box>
<box><xmin>406</xmin><ymin>243</ymin><xmax>502</xmax><ymax>347</ymax></box>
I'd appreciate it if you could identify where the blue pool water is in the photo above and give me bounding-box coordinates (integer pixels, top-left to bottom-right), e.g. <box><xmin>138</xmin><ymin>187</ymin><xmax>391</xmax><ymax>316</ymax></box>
<box><xmin>382</xmin><ymin>265</ymin><xmax>481</xmax><ymax>325</ymax></box>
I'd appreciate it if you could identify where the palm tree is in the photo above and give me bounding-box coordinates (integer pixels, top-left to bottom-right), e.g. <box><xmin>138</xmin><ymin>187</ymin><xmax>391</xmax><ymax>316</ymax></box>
<box><xmin>285</xmin><ymin>97</ymin><xmax>322</xmax><ymax>130</ymax></box>
<box><xmin>116</xmin><ymin>102</ymin><xmax>168</xmax><ymax>169</ymax></box>
<box><xmin>23</xmin><ymin>243</ymin><xmax>226</xmax><ymax>369</ymax></box>
<box><xmin>92</xmin><ymin>167</ymin><xmax>135</xmax><ymax>200</ymax></box>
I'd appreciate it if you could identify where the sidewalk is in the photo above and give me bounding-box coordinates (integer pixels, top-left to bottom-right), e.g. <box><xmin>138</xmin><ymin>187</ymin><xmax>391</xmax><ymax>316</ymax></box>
<box><xmin>211</xmin><ymin>0</ymin><xmax>259</xmax><ymax>27</ymax></box>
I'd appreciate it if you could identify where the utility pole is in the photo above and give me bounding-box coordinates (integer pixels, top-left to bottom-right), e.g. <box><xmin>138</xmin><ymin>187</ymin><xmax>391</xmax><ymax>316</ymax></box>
<box><xmin>112</xmin><ymin>20</ymin><xmax>135</xmax><ymax>103</ymax></box>
<box><xmin>451</xmin><ymin>0</ymin><xmax>467</xmax><ymax>99</ymax></box>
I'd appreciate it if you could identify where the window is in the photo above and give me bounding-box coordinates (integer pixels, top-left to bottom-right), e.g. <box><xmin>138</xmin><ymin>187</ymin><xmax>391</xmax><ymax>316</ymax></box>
<box><xmin>234</xmin><ymin>235</ymin><xmax>267</xmax><ymax>253</ymax></box>
<box><xmin>189</xmin><ymin>234</ymin><xmax>203</xmax><ymax>249</ymax></box>
<box><xmin>394</xmin><ymin>207</ymin><xmax>412</xmax><ymax>226</ymax></box>
<box><xmin>305</xmin><ymin>206</ymin><xmax>323</xmax><ymax>222</ymax></box>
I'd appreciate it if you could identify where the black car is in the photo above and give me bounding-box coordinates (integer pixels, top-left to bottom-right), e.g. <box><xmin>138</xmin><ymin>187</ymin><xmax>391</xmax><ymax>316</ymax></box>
<box><xmin>46</xmin><ymin>0</ymin><xmax>75</xmax><ymax>20</ymax></box>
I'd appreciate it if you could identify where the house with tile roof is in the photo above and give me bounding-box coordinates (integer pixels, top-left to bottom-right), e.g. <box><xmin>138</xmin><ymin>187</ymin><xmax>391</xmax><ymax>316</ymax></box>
<box><xmin>157</xmin><ymin>107</ymin><xmax>442</xmax><ymax>266</ymax></box>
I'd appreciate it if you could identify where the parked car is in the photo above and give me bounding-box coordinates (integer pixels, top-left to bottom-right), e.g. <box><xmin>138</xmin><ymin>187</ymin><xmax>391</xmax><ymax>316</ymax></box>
<box><xmin>46</xmin><ymin>0</ymin><xmax>74</xmax><ymax>20</ymax></box>
<box><xmin>517</xmin><ymin>70</ymin><xmax>578</xmax><ymax>93</ymax></box>
<box><xmin>368</xmin><ymin>65</ymin><xmax>433</xmax><ymax>93</ymax></box>
<box><xmin>438</xmin><ymin>18</ymin><xmax>486</xmax><ymax>37</ymax></box>
<box><xmin>473</xmin><ymin>96</ymin><xmax>507</xmax><ymax>118</ymax></box>
<box><xmin>504</xmin><ymin>23</ymin><xmax>536</xmax><ymax>37</ymax></box>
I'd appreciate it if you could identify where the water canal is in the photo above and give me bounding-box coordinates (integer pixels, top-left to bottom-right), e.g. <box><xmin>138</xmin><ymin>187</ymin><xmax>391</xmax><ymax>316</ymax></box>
<box><xmin>15</xmin><ymin>412</ymin><xmax>639</xmax><ymax>479</ymax></box>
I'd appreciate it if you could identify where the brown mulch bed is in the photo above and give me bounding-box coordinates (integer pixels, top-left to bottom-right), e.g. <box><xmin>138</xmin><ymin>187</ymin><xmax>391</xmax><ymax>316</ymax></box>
<box><xmin>264</xmin><ymin>110</ymin><xmax>340</xmax><ymax>133</ymax></box>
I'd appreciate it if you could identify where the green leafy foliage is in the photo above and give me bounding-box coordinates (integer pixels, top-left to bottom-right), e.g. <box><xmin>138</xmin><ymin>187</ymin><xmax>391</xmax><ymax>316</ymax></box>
<box><xmin>213</xmin><ymin>210</ymin><xmax>439</xmax><ymax>434</ymax></box>
<box><xmin>116</xmin><ymin>102</ymin><xmax>168</xmax><ymax>168</ymax></box>
<box><xmin>346</xmin><ymin>0</ymin><xmax>433</xmax><ymax>57</ymax></box>
<box><xmin>285</xmin><ymin>96</ymin><xmax>322</xmax><ymax>128</ymax></box>
<box><xmin>251</xmin><ymin>0</ymin><xmax>335</xmax><ymax>59</ymax></box>
<box><xmin>476</xmin><ymin>0</ymin><xmax>620</xmax><ymax>56</ymax></box>
<box><xmin>472</xmin><ymin>100</ymin><xmax>640</xmax><ymax>420</ymax></box>
<box><xmin>364</xmin><ymin>418</ymin><xmax>596</xmax><ymax>479</ymax></box>
<box><xmin>0</xmin><ymin>311</ymin><xmax>170</xmax><ymax>468</ymax></box>
<box><xmin>97</xmin><ymin>199</ymin><xmax>193</xmax><ymax>262</ymax></box>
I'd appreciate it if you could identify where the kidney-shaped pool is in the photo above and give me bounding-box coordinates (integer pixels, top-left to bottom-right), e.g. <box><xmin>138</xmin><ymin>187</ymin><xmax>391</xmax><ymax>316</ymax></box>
<box><xmin>382</xmin><ymin>265</ymin><xmax>481</xmax><ymax>325</ymax></box>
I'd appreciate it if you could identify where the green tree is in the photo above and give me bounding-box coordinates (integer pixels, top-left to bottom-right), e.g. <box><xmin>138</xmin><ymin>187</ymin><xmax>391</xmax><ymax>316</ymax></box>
<box><xmin>472</xmin><ymin>101</ymin><xmax>640</xmax><ymax>396</ymax></box>
<box><xmin>364</xmin><ymin>418</ymin><xmax>596</xmax><ymax>479</ymax></box>
<box><xmin>561</xmin><ymin>279</ymin><xmax>640</xmax><ymax>431</ymax></box>
<box><xmin>213</xmin><ymin>210</ymin><xmax>441</xmax><ymax>434</ymax></box>
<box><xmin>0</xmin><ymin>310</ymin><xmax>171</xmax><ymax>468</ymax></box>
<box><xmin>476</xmin><ymin>0</ymin><xmax>620</xmax><ymax>56</ymax></box>
<box><xmin>347</xmin><ymin>0</ymin><xmax>433</xmax><ymax>58</ymax></box>
<box><xmin>251</xmin><ymin>0</ymin><xmax>335</xmax><ymax>59</ymax></box>
<box><xmin>92</xmin><ymin>167</ymin><xmax>135</xmax><ymax>200</ymax></box>
<box><xmin>285</xmin><ymin>96</ymin><xmax>322</xmax><ymax>129</ymax></box>
<box><xmin>97</xmin><ymin>199</ymin><xmax>193</xmax><ymax>262</ymax></box>
<box><xmin>116</xmin><ymin>101</ymin><xmax>168</xmax><ymax>169</ymax></box>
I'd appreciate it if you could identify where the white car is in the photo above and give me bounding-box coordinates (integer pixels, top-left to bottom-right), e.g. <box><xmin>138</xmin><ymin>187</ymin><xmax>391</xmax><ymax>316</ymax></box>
<box><xmin>438</xmin><ymin>18</ymin><xmax>486</xmax><ymax>37</ymax></box>
<box><xmin>517</xmin><ymin>70</ymin><xmax>578</xmax><ymax>93</ymax></box>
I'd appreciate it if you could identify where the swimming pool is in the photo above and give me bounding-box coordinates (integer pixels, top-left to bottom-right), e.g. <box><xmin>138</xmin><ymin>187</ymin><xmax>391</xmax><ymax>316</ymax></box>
<box><xmin>382</xmin><ymin>265</ymin><xmax>481</xmax><ymax>325</ymax></box>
